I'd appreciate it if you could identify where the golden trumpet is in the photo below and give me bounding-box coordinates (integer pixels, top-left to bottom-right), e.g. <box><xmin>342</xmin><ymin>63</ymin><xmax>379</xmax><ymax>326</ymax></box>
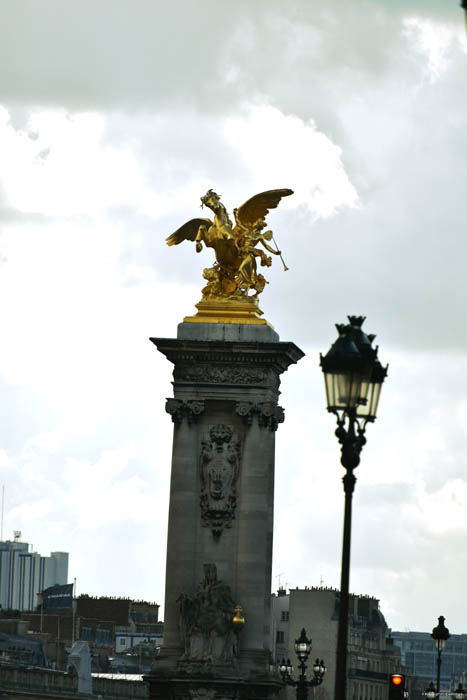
<box><xmin>272</xmin><ymin>234</ymin><xmax>289</xmax><ymax>271</ymax></box>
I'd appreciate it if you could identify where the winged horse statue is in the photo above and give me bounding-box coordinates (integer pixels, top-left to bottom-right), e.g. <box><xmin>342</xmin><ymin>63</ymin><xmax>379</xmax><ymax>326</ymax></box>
<box><xmin>166</xmin><ymin>188</ymin><xmax>292</xmax><ymax>299</ymax></box>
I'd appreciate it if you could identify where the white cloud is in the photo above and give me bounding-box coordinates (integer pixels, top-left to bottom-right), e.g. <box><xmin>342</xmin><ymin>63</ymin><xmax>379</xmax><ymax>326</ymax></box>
<box><xmin>403</xmin><ymin>17</ymin><xmax>465</xmax><ymax>83</ymax></box>
<box><xmin>0</xmin><ymin>108</ymin><xmax>148</xmax><ymax>216</ymax></box>
<box><xmin>223</xmin><ymin>105</ymin><xmax>359</xmax><ymax>217</ymax></box>
<box><xmin>0</xmin><ymin>104</ymin><xmax>357</xmax><ymax>222</ymax></box>
<box><xmin>0</xmin><ymin>449</ymin><xmax>15</xmax><ymax>470</ymax></box>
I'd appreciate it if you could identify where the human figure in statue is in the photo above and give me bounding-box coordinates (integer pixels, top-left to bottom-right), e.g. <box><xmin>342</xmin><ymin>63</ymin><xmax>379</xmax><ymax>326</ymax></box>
<box><xmin>178</xmin><ymin>563</ymin><xmax>236</xmax><ymax>664</ymax></box>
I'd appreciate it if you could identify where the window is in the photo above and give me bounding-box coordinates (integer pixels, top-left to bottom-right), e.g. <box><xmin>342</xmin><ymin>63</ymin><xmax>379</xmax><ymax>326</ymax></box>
<box><xmin>281</xmin><ymin>611</ymin><xmax>289</xmax><ymax>622</ymax></box>
<box><xmin>96</xmin><ymin>628</ymin><xmax>112</xmax><ymax>646</ymax></box>
<box><xmin>276</xmin><ymin>631</ymin><xmax>285</xmax><ymax>644</ymax></box>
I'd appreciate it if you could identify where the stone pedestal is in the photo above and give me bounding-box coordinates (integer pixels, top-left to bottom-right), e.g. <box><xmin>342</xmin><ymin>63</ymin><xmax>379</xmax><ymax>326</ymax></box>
<box><xmin>147</xmin><ymin>322</ymin><xmax>304</xmax><ymax>700</ymax></box>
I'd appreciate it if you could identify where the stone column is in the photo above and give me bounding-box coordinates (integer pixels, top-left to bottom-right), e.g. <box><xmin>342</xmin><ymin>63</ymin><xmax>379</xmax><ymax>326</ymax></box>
<box><xmin>147</xmin><ymin>322</ymin><xmax>304</xmax><ymax>700</ymax></box>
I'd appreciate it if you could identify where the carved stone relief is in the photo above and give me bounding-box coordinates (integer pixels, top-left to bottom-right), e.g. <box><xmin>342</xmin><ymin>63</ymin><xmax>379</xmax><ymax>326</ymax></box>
<box><xmin>174</xmin><ymin>364</ymin><xmax>268</xmax><ymax>386</ymax></box>
<box><xmin>200</xmin><ymin>425</ymin><xmax>241</xmax><ymax>537</ymax></box>
<box><xmin>177</xmin><ymin>563</ymin><xmax>236</xmax><ymax>666</ymax></box>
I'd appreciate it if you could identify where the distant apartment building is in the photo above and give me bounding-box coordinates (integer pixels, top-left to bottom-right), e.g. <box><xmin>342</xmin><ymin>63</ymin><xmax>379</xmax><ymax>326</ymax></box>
<box><xmin>272</xmin><ymin>587</ymin><xmax>402</xmax><ymax>700</ymax></box>
<box><xmin>115</xmin><ymin>631</ymin><xmax>163</xmax><ymax>653</ymax></box>
<box><xmin>73</xmin><ymin>595</ymin><xmax>162</xmax><ymax>651</ymax></box>
<box><xmin>0</xmin><ymin>537</ymin><xmax>68</xmax><ymax>611</ymax></box>
<box><xmin>23</xmin><ymin>594</ymin><xmax>163</xmax><ymax>669</ymax></box>
<box><xmin>391</xmin><ymin>630</ymin><xmax>467</xmax><ymax>690</ymax></box>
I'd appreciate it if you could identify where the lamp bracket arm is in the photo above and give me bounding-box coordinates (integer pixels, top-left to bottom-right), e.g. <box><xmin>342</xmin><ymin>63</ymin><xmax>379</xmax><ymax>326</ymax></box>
<box><xmin>334</xmin><ymin>412</ymin><xmax>368</xmax><ymax>471</ymax></box>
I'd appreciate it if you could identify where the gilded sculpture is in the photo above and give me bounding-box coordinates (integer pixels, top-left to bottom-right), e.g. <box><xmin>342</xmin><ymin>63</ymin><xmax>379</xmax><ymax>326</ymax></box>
<box><xmin>166</xmin><ymin>188</ymin><xmax>293</xmax><ymax>324</ymax></box>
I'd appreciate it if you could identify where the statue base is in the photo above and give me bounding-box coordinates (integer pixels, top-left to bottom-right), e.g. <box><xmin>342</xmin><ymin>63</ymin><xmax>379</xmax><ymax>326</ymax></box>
<box><xmin>183</xmin><ymin>297</ymin><xmax>273</xmax><ymax>327</ymax></box>
<box><xmin>146</xmin><ymin>669</ymin><xmax>283</xmax><ymax>700</ymax></box>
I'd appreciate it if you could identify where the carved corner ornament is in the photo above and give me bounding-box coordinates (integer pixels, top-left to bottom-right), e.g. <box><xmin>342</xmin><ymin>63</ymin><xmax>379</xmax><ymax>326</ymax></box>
<box><xmin>235</xmin><ymin>401</ymin><xmax>285</xmax><ymax>431</ymax></box>
<box><xmin>199</xmin><ymin>425</ymin><xmax>241</xmax><ymax>538</ymax></box>
<box><xmin>165</xmin><ymin>399</ymin><xmax>205</xmax><ymax>424</ymax></box>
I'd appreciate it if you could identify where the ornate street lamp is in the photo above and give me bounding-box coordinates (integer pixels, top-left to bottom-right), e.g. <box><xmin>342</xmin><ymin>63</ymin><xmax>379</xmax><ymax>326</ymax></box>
<box><xmin>431</xmin><ymin>616</ymin><xmax>451</xmax><ymax>694</ymax></box>
<box><xmin>279</xmin><ymin>628</ymin><xmax>326</xmax><ymax>700</ymax></box>
<box><xmin>320</xmin><ymin>316</ymin><xmax>388</xmax><ymax>700</ymax></box>
<box><xmin>452</xmin><ymin>683</ymin><xmax>467</xmax><ymax>700</ymax></box>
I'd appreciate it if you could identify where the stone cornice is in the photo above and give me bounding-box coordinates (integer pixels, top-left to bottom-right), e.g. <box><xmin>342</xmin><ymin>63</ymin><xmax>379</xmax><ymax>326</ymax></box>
<box><xmin>150</xmin><ymin>338</ymin><xmax>305</xmax><ymax>375</ymax></box>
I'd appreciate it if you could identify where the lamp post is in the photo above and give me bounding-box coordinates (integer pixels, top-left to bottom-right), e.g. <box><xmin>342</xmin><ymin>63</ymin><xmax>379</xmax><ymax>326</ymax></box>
<box><xmin>431</xmin><ymin>616</ymin><xmax>450</xmax><ymax>694</ymax></box>
<box><xmin>426</xmin><ymin>680</ymin><xmax>466</xmax><ymax>700</ymax></box>
<box><xmin>452</xmin><ymin>684</ymin><xmax>467</xmax><ymax>700</ymax></box>
<box><xmin>279</xmin><ymin>628</ymin><xmax>326</xmax><ymax>700</ymax></box>
<box><xmin>320</xmin><ymin>316</ymin><xmax>387</xmax><ymax>700</ymax></box>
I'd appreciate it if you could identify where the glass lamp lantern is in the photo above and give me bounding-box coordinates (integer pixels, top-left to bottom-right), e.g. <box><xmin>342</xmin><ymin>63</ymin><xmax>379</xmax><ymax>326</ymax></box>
<box><xmin>312</xmin><ymin>658</ymin><xmax>326</xmax><ymax>679</ymax></box>
<box><xmin>294</xmin><ymin>628</ymin><xmax>312</xmax><ymax>663</ymax></box>
<box><xmin>432</xmin><ymin>616</ymin><xmax>451</xmax><ymax>651</ymax></box>
<box><xmin>320</xmin><ymin>316</ymin><xmax>387</xmax><ymax>423</ymax></box>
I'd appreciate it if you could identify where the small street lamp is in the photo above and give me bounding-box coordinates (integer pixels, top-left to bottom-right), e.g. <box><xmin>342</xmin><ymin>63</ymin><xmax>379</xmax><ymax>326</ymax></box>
<box><xmin>452</xmin><ymin>684</ymin><xmax>467</xmax><ymax>700</ymax></box>
<box><xmin>279</xmin><ymin>628</ymin><xmax>326</xmax><ymax>700</ymax></box>
<box><xmin>431</xmin><ymin>616</ymin><xmax>451</xmax><ymax>694</ymax></box>
<box><xmin>320</xmin><ymin>316</ymin><xmax>388</xmax><ymax>700</ymax></box>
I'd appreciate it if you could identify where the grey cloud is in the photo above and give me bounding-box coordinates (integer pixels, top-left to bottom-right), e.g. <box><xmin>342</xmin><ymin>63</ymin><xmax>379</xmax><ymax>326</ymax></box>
<box><xmin>0</xmin><ymin>0</ymin><xmax>461</xmax><ymax>112</ymax></box>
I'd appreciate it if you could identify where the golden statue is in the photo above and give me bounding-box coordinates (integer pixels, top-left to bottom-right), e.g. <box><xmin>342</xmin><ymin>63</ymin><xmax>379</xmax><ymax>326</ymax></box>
<box><xmin>166</xmin><ymin>188</ymin><xmax>293</xmax><ymax>325</ymax></box>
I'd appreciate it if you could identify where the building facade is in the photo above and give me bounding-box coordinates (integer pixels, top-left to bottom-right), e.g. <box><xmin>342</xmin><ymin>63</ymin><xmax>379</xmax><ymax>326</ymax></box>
<box><xmin>22</xmin><ymin>595</ymin><xmax>163</xmax><ymax>670</ymax></box>
<box><xmin>271</xmin><ymin>587</ymin><xmax>402</xmax><ymax>700</ymax></box>
<box><xmin>0</xmin><ymin>538</ymin><xmax>68</xmax><ymax>611</ymax></box>
<box><xmin>391</xmin><ymin>630</ymin><xmax>467</xmax><ymax>690</ymax></box>
<box><xmin>116</xmin><ymin>632</ymin><xmax>163</xmax><ymax>653</ymax></box>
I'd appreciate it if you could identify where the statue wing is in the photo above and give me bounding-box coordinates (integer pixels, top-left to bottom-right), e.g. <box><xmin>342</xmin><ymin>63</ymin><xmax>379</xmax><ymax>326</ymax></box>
<box><xmin>165</xmin><ymin>218</ymin><xmax>213</xmax><ymax>246</ymax></box>
<box><xmin>236</xmin><ymin>189</ymin><xmax>293</xmax><ymax>227</ymax></box>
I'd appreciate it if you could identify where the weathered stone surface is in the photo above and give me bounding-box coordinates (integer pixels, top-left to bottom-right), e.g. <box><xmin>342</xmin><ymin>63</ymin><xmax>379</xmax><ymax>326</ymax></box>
<box><xmin>146</xmin><ymin>675</ymin><xmax>282</xmax><ymax>700</ymax></box>
<box><xmin>177</xmin><ymin>322</ymin><xmax>280</xmax><ymax>343</ymax></box>
<box><xmin>148</xmin><ymin>325</ymin><xmax>304</xmax><ymax>699</ymax></box>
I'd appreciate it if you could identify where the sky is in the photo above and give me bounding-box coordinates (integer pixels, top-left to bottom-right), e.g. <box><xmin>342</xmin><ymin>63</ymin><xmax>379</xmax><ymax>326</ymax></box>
<box><xmin>0</xmin><ymin>0</ymin><xmax>466</xmax><ymax>635</ymax></box>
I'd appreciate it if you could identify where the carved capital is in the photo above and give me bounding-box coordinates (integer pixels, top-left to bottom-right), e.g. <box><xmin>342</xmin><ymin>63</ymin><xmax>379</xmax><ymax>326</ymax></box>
<box><xmin>166</xmin><ymin>399</ymin><xmax>184</xmax><ymax>423</ymax></box>
<box><xmin>257</xmin><ymin>402</ymin><xmax>285</xmax><ymax>432</ymax></box>
<box><xmin>166</xmin><ymin>399</ymin><xmax>206</xmax><ymax>424</ymax></box>
<box><xmin>235</xmin><ymin>401</ymin><xmax>255</xmax><ymax>424</ymax></box>
<box><xmin>186</xmin><ymin>400</ymin><xmax>205</xmax><ymax>423</ymax></box>
<box><xmin>235</xmin><ymin>401</ymin><xmax>285</xmax><ymax>431</ymax></box>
